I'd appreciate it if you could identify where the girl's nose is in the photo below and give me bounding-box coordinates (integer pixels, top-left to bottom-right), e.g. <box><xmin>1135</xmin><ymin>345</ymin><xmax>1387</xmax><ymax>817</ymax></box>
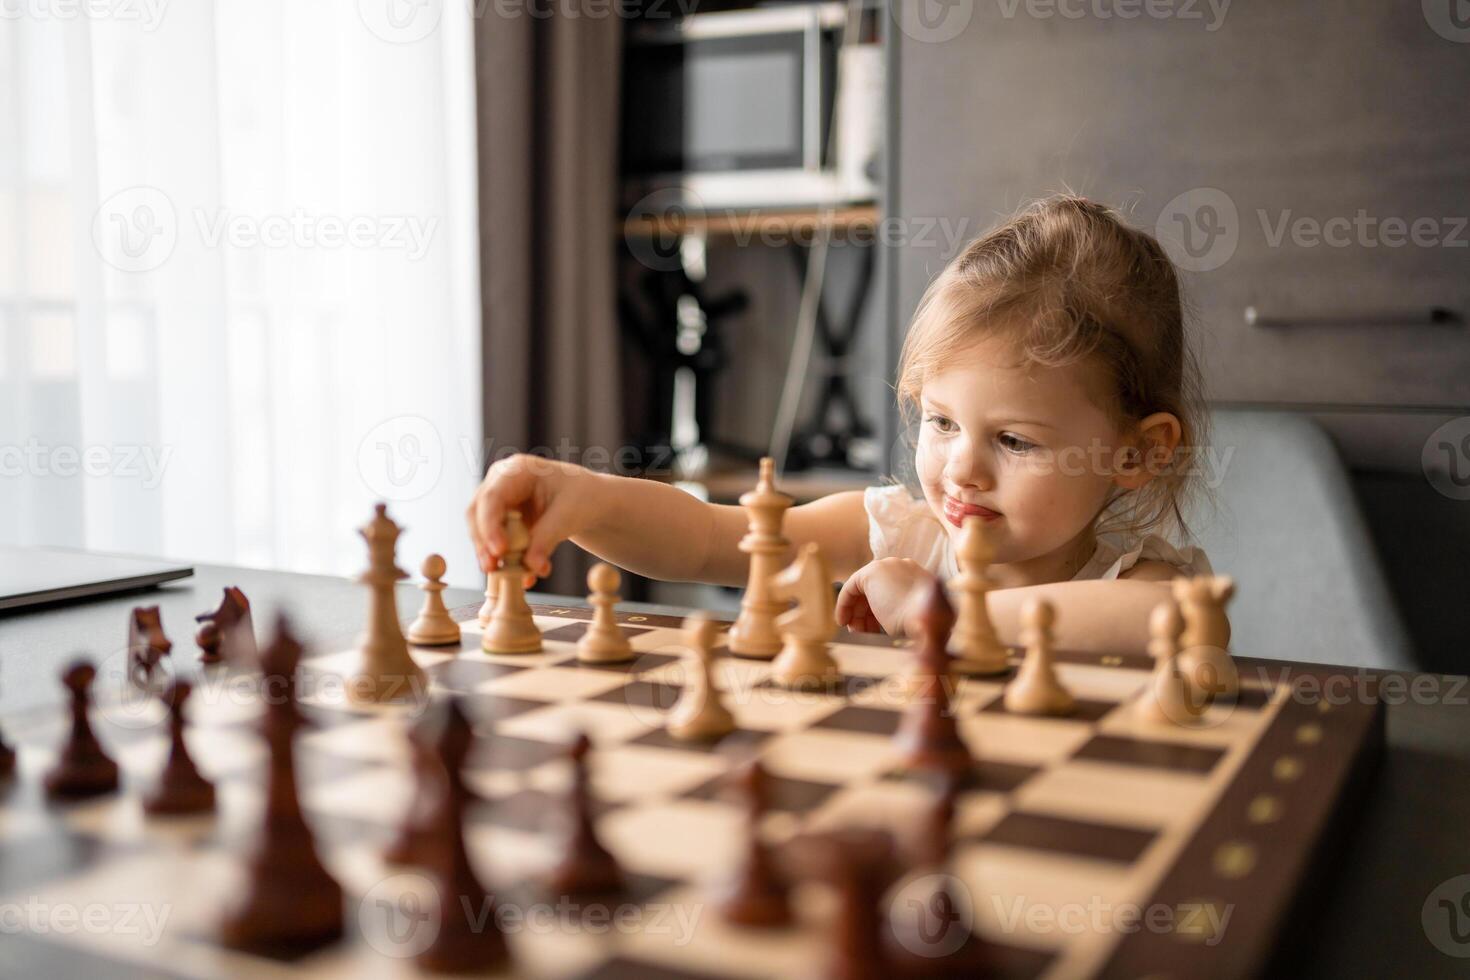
<box><xmin>945</xmin><ymin>442</ymin><xmax>994</xmax><ymax>492</ymax></box>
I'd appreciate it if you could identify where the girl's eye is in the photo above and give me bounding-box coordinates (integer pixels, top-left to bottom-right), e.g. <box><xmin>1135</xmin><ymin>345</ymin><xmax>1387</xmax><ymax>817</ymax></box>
<box><xmin>998</xmin><ymin>432</ymin><xmax>1036</xmax><ymax>454</ymax></box>
<box><xmin>924</xmin><ymin>414</ymin><xmax>957</xmax><ymax>434</ymax></box>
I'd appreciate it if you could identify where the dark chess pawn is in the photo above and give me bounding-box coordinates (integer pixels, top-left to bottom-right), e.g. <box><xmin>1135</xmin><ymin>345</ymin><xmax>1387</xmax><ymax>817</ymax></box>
<box><xmin>383</xmin><ymin>718</ymin><xmax>445</xmax><ymax>867</ymax></box>
<box><xmin>219</xmin><ymin>615</ymin><xmax>343</xmax><ymax>952</ymax></box>
<box><xmin>892</xmin><ymin>580</ymin><xmax>974</xmax><ymax>784</ymax></box>
<box><xmin>0</xmin><ymin>725</ymin><xmax>14</xmax><ymax>779</ymax></box>
<box><xmin>196</xmin><ymin>621</ymin><xmax>223</xmax><ymax>664</ymax></box>
<box><xmin>143</xmin><ymin>680</ymin><xmax>216</xmax><ymax>816</ymax></box>
<box><xmin>799</xmin><ymin>828</ymin><xmax>903</xmax><ymax>980</ymax></box>
<box><xmin>44</xmin><ymin>660</ymin><xmax>120</xmax><ymax>800</ymax></box>
<box><xmin>545</xmin><ymin>733</ymin><xmax>623</xmax><ymax>898</ymax></box>
<box><xmin>417</xmin><ymin>697</ymin><xmax>510</xmax><ymax>974</ymax></box>
<box><xmin>890</xmin><ymin>774</ymin><xmax>990</xmax><ymax>977</ymax></box>
<box><xmin>718</xmin><ymin>759</ymin><xmax>791</xmax><ymax>927</ymax></box>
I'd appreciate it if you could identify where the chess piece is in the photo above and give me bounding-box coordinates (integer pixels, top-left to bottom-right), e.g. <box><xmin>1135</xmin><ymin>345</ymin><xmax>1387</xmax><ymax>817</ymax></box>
<box><xmin>44</xmin><ymin>660</ymin><xmax>120</xmax><ymax>800</ymax></box>
<box><xmin>407</xmin><ymin>554</ymin><xmax>462</xmax><ymax>646</ymax></box>
<box><xmin>891</xmin><ymin>774</ymin><xmax>990</xmax><ymax>973</ymax></box>
<box><xmin>577</xmin><ymin>563</ymin><xmax>634</xmax><ymax>664</ymax></box>
<box><xmin>545</xmin><ymin>734</ymin><xmax>623</xmax><ymax>897</ymax></box>
<box><xmin>144</xmin><ymin>680</ymin><xmax>216</xmax><ymax>815</ymax></box>
<box><xmin>1136</xmin><ymin>599</ymin><xmax>1204</xmax><ymax>727</ymax></box>
<box><xmin>481</xmin><ymin>510</ymin><xmax>543</xmax><ymax>654</ymax></box>
<box><xmin>799</xmin><ymin>829</ymin><xmax>901</xmax><ymax>980</ymax></box>
<box><xmin>417</xmin><ymin>698</ymin><xmax>511</xmax><ymax>973</ymax></box>
<box><xmin>768</xmin><ymin>543</ymin><xmax>841</xmax><ymax>689</ymax></box>
<box><xmin>1174</xmin><ymin>575</ymin><xmax>1239</xmax><ymax>701</ymax></box>
<box><xmin>127</xmin><ymin>605</ymin><xmax>172</xmax><ymax>678</ymax></box>
<box><xmin>949</xmin><ymin>517</ymin><xmax>1009</xmax><ymax>676</ymax></box>
<box><xmin>728</xmin><ymin>457</ymin><xmax>792</xmax><ymax>659</ymax></box>
<box><xmin>383</xmin><ymin>720</ymin><xmax>444</xmax><ymax>867</ymax></box>
<box><xmin>220</xmin><ymin>615</ymin><xmax>344</xmax><ymax>951</ymax></box>
<box><xmin>195</xmin><ymin>621</ymin><xmax>223</xmax><ymax>664</ymax></box>
<box><xmin>667</xmin><ymin>615</ymin><xmax>736</xmax><ymax>741</ymax></box>
<box><xmin>892</xmin><ymin>581</ymin><xmax>973</xmax><ymax>782</ymax></box>
<box><xmin>195</xmin><ymin>586</ymin><xmax>256</xmax><ymax>664</ymax></box>
<box><xmin>718</xmin><ymin>760</ymin><xmax>791</xmax><ymax>927</ymax></box>
<box><xmin>477</xmin><ymin>569</ymin><xmax>498</xmax><ymax>627</ymax></box>
<box><xmin>348</xmin><ymin>504</ymin><xmax>427</xmax><ymax>704</ymax></box>
<box><xmin>0</xmin><ymin>726</ymin><xmax>13</xmax><ymax>780</ymax></box>
<box><xmin>1003</xmin><ymin>599</ymin><xmax>1075</xmax><ymax>716</ymax></box>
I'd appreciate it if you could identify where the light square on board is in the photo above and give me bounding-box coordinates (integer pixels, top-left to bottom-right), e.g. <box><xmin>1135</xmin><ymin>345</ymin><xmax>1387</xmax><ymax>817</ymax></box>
<box><xmin>497</xmin><ymin>699</ymin><xmax>659</xmax><ymax>746</ymax></box>
<box><xmin>1014</xmin><ymin>759</ymin><xmax>1214</xmax><ymax>832</ymax></box>
<box><xmin>1052</xmin><ymin>662</ymin><xmax>1152</xmax><ymax>703</ymax></box>
<box><xmin>957</xmin><ymin>712</ymin><xmax>1096</xmax><ymax>767</ymax></box>
<box><xmin>1095</xmin><ymin>694</ymin><xmax>1276</xmax><ymax>748</ymax></box>
<box><xmin>477</xmin><ymin>665</ymin><xmax>633</xmax><ymax>702</ymax></box>
<box><xmin>299</xmin><ymin>714</ymin><xmax>414</xmax><ymax>766</ymax></box>
<box><xmin>758</xmin><ymin>728</ymin><xmax>895</xmax><ymax>784</ymax></box>
<box><xmin>598</xmin><ymin>798</ymin><xmax>747</xmax><ymax>881</ymax></box>
<box><xmin>527</xmin><ymin>742</ymin><xmax>732</xmax><ymax>804</ymax></box>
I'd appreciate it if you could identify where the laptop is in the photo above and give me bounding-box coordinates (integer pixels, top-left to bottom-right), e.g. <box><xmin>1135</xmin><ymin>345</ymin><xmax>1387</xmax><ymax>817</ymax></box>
<box><xmin>0</xmin><ymin>547</ymin><xmax>195</xmax><ymax>612</ymax></box>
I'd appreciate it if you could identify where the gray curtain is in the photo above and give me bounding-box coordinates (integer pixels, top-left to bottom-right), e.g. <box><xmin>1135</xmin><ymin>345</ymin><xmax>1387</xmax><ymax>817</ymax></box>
<box><xmin>474</xmin><ymin>9</ymin><xmax>624</xmax><ymax>597</ymax></box>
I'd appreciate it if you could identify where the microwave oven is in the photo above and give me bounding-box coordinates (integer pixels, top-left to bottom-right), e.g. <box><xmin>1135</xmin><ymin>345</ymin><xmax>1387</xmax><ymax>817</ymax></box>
<box><xmin>620</xmin><ymin>3</ymin><xmax>881</xmax><ymax>211</ymax></box>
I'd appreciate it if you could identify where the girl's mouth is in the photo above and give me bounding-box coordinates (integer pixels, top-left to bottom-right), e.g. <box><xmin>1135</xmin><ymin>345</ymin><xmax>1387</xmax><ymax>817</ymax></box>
<box><xmin>943</xmin><ymin>496</ymin><xmax>1002</xmax><ymax>528</ymax></box>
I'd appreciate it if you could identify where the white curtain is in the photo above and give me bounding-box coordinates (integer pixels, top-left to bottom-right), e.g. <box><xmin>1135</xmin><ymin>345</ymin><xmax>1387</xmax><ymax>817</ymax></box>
<box><xmin>0</xmin><ymin>1</ymin><xmax>483</xmax><ymax>586</ymax></box>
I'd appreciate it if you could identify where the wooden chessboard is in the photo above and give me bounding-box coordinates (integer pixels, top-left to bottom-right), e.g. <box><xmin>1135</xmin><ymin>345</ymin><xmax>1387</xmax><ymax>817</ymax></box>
<box><xmin>0</xmin><ymin>601</ymin><xmax>1383</xmax><ymax>979</ymax></box>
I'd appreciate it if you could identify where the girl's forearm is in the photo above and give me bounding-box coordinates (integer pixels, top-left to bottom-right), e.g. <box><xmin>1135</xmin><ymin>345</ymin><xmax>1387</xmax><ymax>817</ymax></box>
<box><xmin>984</xmin><ymin>579</ymin><xmax>1178</xmax><ymax>654</ymax></box>
<box><xmin>570</xmin><ymin>472</ymin><xmax>751</xmax><ymax>586</ymax></box>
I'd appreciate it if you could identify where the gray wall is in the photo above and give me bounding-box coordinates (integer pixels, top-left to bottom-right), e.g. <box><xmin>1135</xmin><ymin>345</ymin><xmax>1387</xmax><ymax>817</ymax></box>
<box><xmin>891</xmin><ymin>0</ymin><xmax>1470</xmax><ymax>464</ymax></box>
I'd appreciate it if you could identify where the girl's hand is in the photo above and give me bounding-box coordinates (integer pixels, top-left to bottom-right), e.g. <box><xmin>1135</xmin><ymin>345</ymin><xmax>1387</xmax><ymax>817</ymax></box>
<box><xmin>835</xmin><ymin>558</ymin><xmax>936</xmax><ymax>636</ymax></box>
<box><xmin>466</xmin><ymin>454</ymin><xmax>600</xmax><ymax>578</ymax></box>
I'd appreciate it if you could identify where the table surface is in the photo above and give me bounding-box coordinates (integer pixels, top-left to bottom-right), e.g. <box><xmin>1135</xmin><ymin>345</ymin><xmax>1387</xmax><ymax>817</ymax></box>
<box><xmin>1</xmin><ymin>562</ymin><xmax>1467</xmax><ymax>978</ymax></box>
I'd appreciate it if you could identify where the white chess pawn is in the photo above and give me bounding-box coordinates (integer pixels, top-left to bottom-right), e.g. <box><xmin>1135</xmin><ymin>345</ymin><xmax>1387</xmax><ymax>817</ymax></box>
<box><xmin>1135</xmin><ymin>599</ymin><xmax>1202</xmax><ymax>726</ymax></box>
<box><xmin>667</xmin><ymin>614</ymin><xmax>735</xmax><ymax>741</ymax></box>
<box><xmin>577</xmin><ymin>563</ymin><xmax>634</xmax><ymax>664</ymax></box>
<box><xmin>477</xmin><ymin>569</ymin><xmax>499</xmax><ymax>627</ymax></box>
<box><xmin>769</xmin><ymin>544</ymin><xmax>841</xmax><ymax>689</ymax></box>
<box><xmin>949</xmin><ymin>516</ymin><xmax>1010</xmax><ymax>676</ymax></box>
<box><xmin>1174</xmin><ymin>576</ymin><xmax>1239</xmax><ymax>701</ymax></box>
<box><xmin>406</xmin><ymin>554</ymin><xmax>462</xmax><ymax>646</ymax></box>
<box><xmin>1003</xmin><ymin>599</ymin><xmax>1074</xmax><ymax>716</ymax></box>
<box><xmin>481</xmin><ymin>510</ymin><xmax>542</xmax><ymax>654</ymax></box>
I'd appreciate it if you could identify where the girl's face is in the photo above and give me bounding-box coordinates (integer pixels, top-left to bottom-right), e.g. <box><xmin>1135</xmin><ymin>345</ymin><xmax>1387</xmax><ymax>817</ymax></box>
<box><xmin>915</xmin><ymin>334</ymin><xmax>1132</xmax><ymax>574</ymax></box>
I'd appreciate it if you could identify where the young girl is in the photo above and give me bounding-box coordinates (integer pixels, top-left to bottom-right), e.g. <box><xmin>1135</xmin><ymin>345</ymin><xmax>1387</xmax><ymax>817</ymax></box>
<box><xmin>466</xmin><ymin>197</ymin><xmax>1214</xmax><ymax>653</ymax></box>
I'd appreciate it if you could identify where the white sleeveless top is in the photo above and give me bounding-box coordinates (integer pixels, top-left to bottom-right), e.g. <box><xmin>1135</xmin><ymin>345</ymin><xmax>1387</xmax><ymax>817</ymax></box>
<box><xmin>863</xmin><ymin>484</ymin><xmax>1212</xmax><ymax>582</ymax></box>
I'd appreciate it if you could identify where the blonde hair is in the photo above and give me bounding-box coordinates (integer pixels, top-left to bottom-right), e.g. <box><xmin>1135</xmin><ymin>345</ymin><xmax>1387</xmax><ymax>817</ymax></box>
<box><xmin>897</xmin><ymin>195</ymin><xmax>1208</xmax><ymax>540</ymax></box>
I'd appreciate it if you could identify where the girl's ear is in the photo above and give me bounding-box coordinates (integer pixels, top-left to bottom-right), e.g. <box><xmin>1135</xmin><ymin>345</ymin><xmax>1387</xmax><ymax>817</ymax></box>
<box><xmin>1113</xmin><ymin>412</ymin><xmax>1183</xmax><ymax>490</ymax></box>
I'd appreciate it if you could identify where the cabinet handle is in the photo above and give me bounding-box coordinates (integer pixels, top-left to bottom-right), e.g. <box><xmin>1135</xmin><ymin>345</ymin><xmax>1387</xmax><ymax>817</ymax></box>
<box><xmin>1244</xmin><ymin>306</ymin><xmax>1460</xmax><ymax>328</ymax></box>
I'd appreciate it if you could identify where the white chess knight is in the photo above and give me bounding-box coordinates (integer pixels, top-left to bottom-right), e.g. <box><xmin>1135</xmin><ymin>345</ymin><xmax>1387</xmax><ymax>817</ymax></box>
<box><xmin>350</xmin><ymin>504</ymin><xmax>427</xmax><ymax>704</ymax></box>
<box><xmin>667</xmin><ymin>614</ymin><xmax>735</xmax><ymax>741</ymax></box>
<box><xmin>768</xmin><ymin>543</ymin><xmax>841</xmax><ymax>689</ymax></box>
<box><xmin>1173</xmin><ymin>575</ymin><xmax>1238</xmax><ymax>701</ymax></box>
<box><xmin>1135</xmin><ymin>598</ymin><xmax>1205</xmax><ymax>726</ymax></box>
